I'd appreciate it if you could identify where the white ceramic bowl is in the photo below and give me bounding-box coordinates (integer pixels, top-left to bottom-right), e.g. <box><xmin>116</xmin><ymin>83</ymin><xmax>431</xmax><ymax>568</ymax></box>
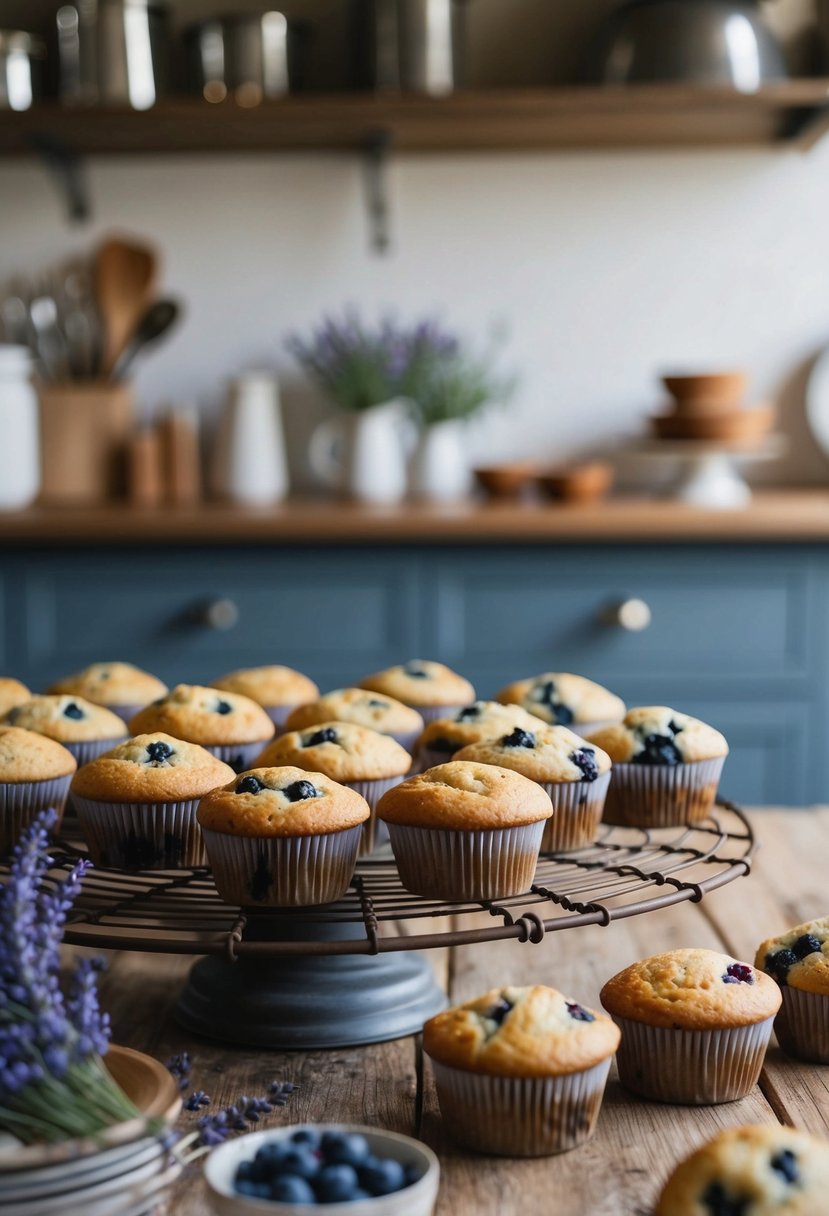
<box><xmin>204</xmin><ymin>1124</ymin><xmax>439</xmax><ymax>1216</ymax></box>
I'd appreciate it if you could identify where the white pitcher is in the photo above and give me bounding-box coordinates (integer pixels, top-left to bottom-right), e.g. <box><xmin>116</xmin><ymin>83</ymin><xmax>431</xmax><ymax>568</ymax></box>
<box><xmin>214</xmin><ymin>371</ymin><xmax>289</xmax><ymax>505</ymax></box>
<box><xmin>309</xmin><ymin>399</ymin><xmax>414</xmax><ymax>504</ymax></box>
<box><xmin>409</xmin><ymin>419</ymin><xmax>471</xmax><ymax>503</ymax></box>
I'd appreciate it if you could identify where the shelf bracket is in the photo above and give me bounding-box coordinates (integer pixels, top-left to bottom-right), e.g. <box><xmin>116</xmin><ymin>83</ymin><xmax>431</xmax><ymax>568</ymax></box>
<box><xmin>361</xmin><ymin>127</ymin><xmax>393</xmax><ymax>255</ymax></box>
<box><xmin>27</xmin><ymin>132</ymin><xmax>90</xmax><ymax>223</ymax></box>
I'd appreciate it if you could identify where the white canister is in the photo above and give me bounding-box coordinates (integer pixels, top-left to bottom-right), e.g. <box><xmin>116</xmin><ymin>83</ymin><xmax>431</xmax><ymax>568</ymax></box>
<box><xmin>213</xmin><ymin>371</ymin><xmax>289</xmax><ymax>505</ymax></box>
<box><xmin>409</xmin><ymin>419</ymin><xmax>471</xmax><ymax>502</ymax></box>
<box><xmin>0</xmin><ymin>346</ymin><xmax>40</xmax><ymax>509</ymax></box>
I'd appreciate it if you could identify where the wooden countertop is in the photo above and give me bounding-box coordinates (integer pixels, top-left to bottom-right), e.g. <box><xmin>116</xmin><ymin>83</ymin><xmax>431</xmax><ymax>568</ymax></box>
<box><xmin>100</xmin><ymin>808</ymin><xmax>829</xmax><ymax>1216</ymax></box>
<box><xmin>6</xmin><ymin>490</ymin><xmax>829</xmax><ymax>545</ymax></box>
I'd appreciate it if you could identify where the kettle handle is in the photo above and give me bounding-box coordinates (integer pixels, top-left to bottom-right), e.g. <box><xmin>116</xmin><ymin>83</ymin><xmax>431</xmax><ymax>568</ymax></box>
<box><xmin>308</xmin><ymin>417</ymin><xmax>344</xmax><ymax>488</ymax></box>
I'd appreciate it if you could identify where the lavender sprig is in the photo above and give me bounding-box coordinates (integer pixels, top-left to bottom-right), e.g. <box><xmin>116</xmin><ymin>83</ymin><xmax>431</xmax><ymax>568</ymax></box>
<box><xmin>165</xmin><ymin>1052</ymin><xmax>192</xmax><ymax>1092</ymax></box>
<box><xmin>192</xmin><ymin>1081</ymin><xmax>298</xmax><ymax>1148</ymax></box>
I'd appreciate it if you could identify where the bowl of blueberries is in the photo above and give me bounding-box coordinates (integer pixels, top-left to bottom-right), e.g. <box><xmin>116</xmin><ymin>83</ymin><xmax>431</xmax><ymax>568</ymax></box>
<box><xmin>204</xmin><ymin>1124</ymin><xmax>440</xmax><ymax>1215</ymax></box>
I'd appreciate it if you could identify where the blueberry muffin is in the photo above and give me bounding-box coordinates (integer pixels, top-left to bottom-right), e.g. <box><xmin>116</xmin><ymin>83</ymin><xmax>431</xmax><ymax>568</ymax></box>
<box><xmin>284</xmin><ymin>688</ymin><xmax>424</xmax><ymax>753</ymax></box>
<box><xmin>197</xmin><ymin>765</ymin><xmax>370</xmax><ymax>906</ymax></box>
<box><xmin>588</xmin><ymin>707</ymin><xmax>728</xmax><ymax>828</ymax></box>
<box><xmin>48</xmin><ymin>662</ymin><xmax>168</xmax><ymax>725</ymax></box>
<box><xmin>255</xmin><ymin>722</ymin><xmax>411</xmax><ymax>853</ymax></box>
<box><xmin>415</xmin><ymin>700</ymin><xmax>545</xmax><ymax>771</ymax></box>
<box><xmin>210</xmin><ymin>666</ymin><xmax>320</xmax><ymax>731</ymax></box>
<box><xmin>600</xmin><ymin>948</ymin><xmax>781</xmax><ymax>1104</ymax></box>
<box><xmin>496</xmin><ymin>672</ymin><xmax>625</xmax><ymax>735</ymax></box>
<box><xmin>455</xmin><ymin>724</ymin><xmax>612</xmax><ymax>852</ymax></box>
<box><xmin>4</xmin><ymin>695</ymin><xmax>128</xmax><ymax>766</ymax></box>
<box><xmin>359</xmin><ymin>661</ymin><xmax>475</xmax><ymax>724</ymax></box>
<box><xmin>129</xmin><ymin>684</ymin><xmax>274</xmax><ymax>772</ymax></box>
<box><xmin>377</xmin><ymin>760</ymin><xmax>552</xmax><ymax>901</ymax></box>
<box><xmin>656</xmin><ymin>1124</ymin><xmax>829</xmax><ymax>1216</ymax></box>
<box><xmin>0</xmin><ymin>725</ymin><xmax>77</xmax><ymax>856</ymax></box>
<box><xmin>423</xmin><ymin>984</ymin><xmax>620</xmax><ymax>1157</ymax></box>
<box><xmin>70</xmin><ymin>733</ymin><xmax>235</xmax><ymax>870</ymax></box>
<box><xmin>0</xmin><ymin>677</ymin><xmax>31</xmax><ymax>717</ymax></box>
<box><xmin>756</xmin><ymin>916</ymin><xmax>829</xmax><ymax>1063</ymax></box>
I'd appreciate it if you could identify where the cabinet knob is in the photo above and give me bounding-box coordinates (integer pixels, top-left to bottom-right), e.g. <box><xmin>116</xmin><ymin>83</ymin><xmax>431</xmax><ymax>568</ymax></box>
<box><xmin>202</xmin><ymin>598</ymin><xmax>240</xmax><ymax>632</ymax></box>
<box><xmin>605</xmin><ymin>598</ymin><xmax>652</xmax><ymax>632</ymax></box>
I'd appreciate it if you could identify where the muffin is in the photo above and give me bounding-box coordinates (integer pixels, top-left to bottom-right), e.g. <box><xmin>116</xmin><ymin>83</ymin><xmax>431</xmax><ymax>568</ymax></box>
<box><xmin>600</xmin><ymin>947</ymin><xmax>781</xmax><ymax>1104</ymax></box>
<box><xmin>254</xmin><ymin>722</ymin><xmax>411</xmax><ymax>854</ymax></box>
<box><xmin>284</xmin><ymin>688</ymin><xmax>424</xmax><ymax>754</ymax></box>
<box><xmin>359</xmin><ymin>661</ymin><xmax>475</xmax><ymax>725</ymax></box>
<box><xmin>756</xmin><ymin>916</ymin><xmax>829</xmax><ymax>1063</ymax></box>
<box><xmin>0</xmin><ymin>725</ymin><xmax>77</xmax><ymax>857</ymax></box>
<box><xmin>423</xmin><ymin>984</ymin><xmax>619</xmax><ymax>1157</ymax></box>
<box><xmin>210</xmin><ymin>666</ymin><xmax>319</xmax><ymax>731</ymax></box>
<box><xmin>656</xmin><ymin>1124</ymin><xmax>829</xmax><ymax>1215</ymax></box>
<box><xmin>414</xmin><ymin>700</ymin><xmax>545</xmax><ymax>771</ymax></box>
<box><xmin>129</xmin><ymin>684</ymin><xmax>274</xmax><ymax>772</ymax></box>
<box><xmin>47</xmin><ymin>662</ymin><xmax>168</xmax><ymax>725</ymax></box>
<box><xmin>377</xmin><ymin>760</ymin><xmax>552</xmax><ymax>901</ymax></box>
<box><xmin>70</xmin><ymin>733</ymin><xmax>235</xmax><ymax>870</ymax></box>
<box><xmin>588</xmin><ymin>707</ymin><xmax>728</xmax><ymax>828</ymax></box>
<box><xmin>0</xmin><ymin>678</ymin><xmax>31</xmax><ymax>717</ymax></box>
<box><xmin>3</xmin><ymin>695</ymin><xmax>128</xmax><ymax>766</ymax></box>
<box><xmin>455</xmin><ymin>724</ymin><xmax>612</xmax><ymax>852</ymax></box>
<box><xmin>496</xmin><ymin>672</ymin><xmax>625</xmax><ymax>736</ymax></box>
<box><xmin>197</xmin><ymin>766</ymin><xmax>369</xmax><ymax>906</ymax></box>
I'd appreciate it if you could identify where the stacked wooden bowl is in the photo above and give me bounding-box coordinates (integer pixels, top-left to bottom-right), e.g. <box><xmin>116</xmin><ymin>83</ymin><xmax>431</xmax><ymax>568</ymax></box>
<box><xmin>651</xmin><ymin>372</ymin><xmax>774</xmax><ymax>445</ymax></box>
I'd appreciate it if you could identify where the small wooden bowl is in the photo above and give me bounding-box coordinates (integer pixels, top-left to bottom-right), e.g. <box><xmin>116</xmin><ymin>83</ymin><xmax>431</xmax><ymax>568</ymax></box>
<box><xmin>661</xmin><ymin>371</ymin><xmax>747</xmax><ymax>411</ymax></box>
<box><xmin>650</xmin><ymin>404</ymin><xmax>774</xmax><ymax>445</ymax></box>
<box><xmin>536</xmin><ymin>462</ymin><xmax>614</xmax><ymax>503</ymax></box>
<box><xmin>474</xmin><ymin>462</ymin><xmax>538</xmax><ymax>499</ymax></box>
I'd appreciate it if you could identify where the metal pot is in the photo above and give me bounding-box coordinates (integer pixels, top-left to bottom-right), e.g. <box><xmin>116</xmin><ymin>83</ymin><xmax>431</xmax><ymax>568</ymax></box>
<box><xmin>353</xmin><ymin>0</ymin><xmax>467</xmax><ymax>94</ymax></box>
<box><xmin>56</xmin><ymin>0</ymin><xmax>168</xmax><ymax>109</ymax></box>
<box><xmin>183</xmin><ymin>13</ymin><xmax>310</xmax><ymax>103</ymax></box>
<box><xmin>0</xmin><ymin>30</ymin><xmax>45</xmax><ymax>111</ymax></box>
<box><xmin>582</xmin><ymin>0</ymin><xmax>787</xmax><ymax>91</ymax></box>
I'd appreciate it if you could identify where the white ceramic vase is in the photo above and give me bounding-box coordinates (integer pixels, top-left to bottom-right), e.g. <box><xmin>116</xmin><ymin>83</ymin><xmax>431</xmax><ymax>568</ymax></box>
<box><xmin>214</xmin><ymin>371</ymin><xmax>289</xmax><ymax>505</ymax></box>
<box><xmin>309</xmin><ymin>399</ymin><xmax>414</xmax><ymax>504</ymax></box>
<box><xmin>409</xmin><ymin>419</ymin><xmax>471</xmax><ymax>502</ymax></box>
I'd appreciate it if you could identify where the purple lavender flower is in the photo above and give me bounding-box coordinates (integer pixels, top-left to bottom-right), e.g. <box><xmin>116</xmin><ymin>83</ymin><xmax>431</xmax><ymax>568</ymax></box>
<box><xmin>184</xmin><ymin>1089</ymin><xmax>211</xmax><ymax>1111</ymax></box>
<box><xmin>192</xmin><ymin>1080</ymin><xmax>297</xmax><ymax>1148</ymax></box>
<box><xmin>165</xmin><ymin>1052</ymin><xmax>192</xmax><ymax>1091</ymax></box>
<box><xmin>269</xmin><ymin>1079</ymin><xmax>299</xmax><ymax>1105</ymax></box>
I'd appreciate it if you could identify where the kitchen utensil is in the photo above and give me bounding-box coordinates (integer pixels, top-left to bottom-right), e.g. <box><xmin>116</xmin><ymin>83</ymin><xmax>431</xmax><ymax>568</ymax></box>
<box><xmin>536</xmin><ymin>461</ymin><xmax>615</xmax><ymax>503</ymax></box>
<box><xmin>0</xmin><ymin>346</ymin><xmax>39</xmax><ymax>510</ymax></box>
<box><xmin>354</xmin><ymin>0</ymin><xmax>467</xmax><ymax>94</ymax></box>
<box><xmin>214</xmin><ymin>372</ymin><xmax>289</xmax><ymax>505</ymax></box>
<box><xmin>60</xmin><ymin>0</ymin><xmax>168</xmax><ymax>109</ymax></box>
<box><xmin>650</xmin><ymin>403</ymin><xmax>774</xmax><ymax>443</ymax></box>
<box><xmin>95</xmin><ymin>238</ymin><xmax>157</xmax><ymax>379</ymax></box>
<box><xmin>38</xmin><ymin>381</ymin><xmax>133</xmax><ymax>503</ymax></box>
<box><xmin>56</xmin><ymin>2</ymin><xmax>98</xmax><ymax>105</ymax></box>
<box><xmin>662</xmin><ymin>370</ymin><xmax>748</xmax><ymax>413</ymax></box>
<box><xmin>111</xmin><ymin>297</ymin><xmax>180</xmax><ymax>381</ymax></box>
<box><xmin>184</xmin><ymin>12</ymin><xmax>310</xmax><ymax>104</ymax></box>
<box><xmin>582</xmin><ymin>0</ymin><xmax>787</xmax><ymax>90</ymax></box>
<box><xmin>29</xmin><ymin>293</ymin><xmax>69</xmax><ymax>383</ymax></box>
<box><xmin>473</xmin><ymin>461</ymin><xmax>538</xmax><ymax>499</ymax></box>
<box><xmin>0</xmin><ymin>30</ymin><xmax>45</xmax><ymax>111</ymax></box>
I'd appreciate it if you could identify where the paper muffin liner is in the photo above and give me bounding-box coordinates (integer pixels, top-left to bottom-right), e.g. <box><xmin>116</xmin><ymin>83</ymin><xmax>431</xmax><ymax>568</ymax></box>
<box><xmin>344</xmin><ymin>775</ymin><xmax>405</xmax><ymax>854</ymax></box>
<box><xmin>428</xmin><ymin>1056</ymin><xmax>612</xmax><ymax>1157</ymax></box>
<box><xmin>202</xmin><ymin>824</ymin><xmax>364</xmax><ymax>907</ymax></box>
<box><xmin>108</xmin><ymin>702</ymin><xmax>147</xmax><ymax>727</ymax></box>
<box><xmin>611</xmin><ymin>1014</ymin><xmax>774</xmax><ymax>1104</ymax></box>
<box><xmin>418</xmin><ymin>704</ymin><xmax>468</xmax><ymax>726</ymax></box>
<box><xmin>72</xmin><ymin>794</ymin><xmax>207</xmax><ymax>870</ymax></box>
<box><xmin>570</xmin><ymin>718</ymin><xmax>621</xmax><ymax>740</ymax></box>
<box><xmin>601</xmin><ymin>757</ymin><xmax>726</xmax><ymax>828</ymax></box>
<box><xmin>385</xmin><ymin>820</ymin><xmax>544</xmax><ymax>901</ymax></box>
<box><xmin>390</xmin><ymin>728</ymin><xmax>423</xmax><ymax>756</ymax></box>
<box><xmin>0</xmin><ymin>775</ymin><xmax>73</xmax><ymax>858</ymax></box>
<box><xmin>417</xmin><ymin>743</ymin><xmax>460</xmax><ymax>773</ymax></box>
<box><xmin>64</xmin><ymin>736</ymin><xmax>129</xmax><ymax>768</ymax></box>
<box><xmin>263</xmin><ymin>704</ymin><xmax>296</xmax><ymax>732</ymax></box>
<box><xmin>540</xmin><ymin>770</ymin><xmax>611</xmax><ymax>853</ymax></box>
<box><xmin>774</xmin><ymin>987</ymin><xmax>829</xmax><ymax>1063</ymax></box>
<box><xmin>204</xmin><ymin>740</ymin><xmax>273</xmax><ymax>774</ymax></box>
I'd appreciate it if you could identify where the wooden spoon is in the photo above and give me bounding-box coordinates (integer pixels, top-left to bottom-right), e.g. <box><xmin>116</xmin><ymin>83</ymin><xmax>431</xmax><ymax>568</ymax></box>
<box><xmin>95</xmin><ymin>237</ymin><xmax>157</xmax><ymax>379</ymax></box>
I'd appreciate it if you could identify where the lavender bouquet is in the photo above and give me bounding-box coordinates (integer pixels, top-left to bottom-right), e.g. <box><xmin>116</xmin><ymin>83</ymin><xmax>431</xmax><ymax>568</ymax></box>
<box><xmin>0</xmin><ymin>811</ymin><xmax>140</xmax><ymax>1144</ymax></box>
<box><xmin>399</xmin><ymin>322</ymin><xmax>513</xmax><ymax>428</ymax></box>
<box><xmin>288</xmin><ymin>313</ymin><xmax>413</xmax><ymax>412</ymax></box>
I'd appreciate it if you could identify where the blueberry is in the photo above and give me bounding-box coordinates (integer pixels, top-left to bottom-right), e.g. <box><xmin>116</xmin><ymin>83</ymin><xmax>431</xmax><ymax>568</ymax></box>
<box><xmin>700</xmin><ymin>1182</ymin><xmax>749</xmax><ymax>1216</ymax></box>
<box><xmin>283</xmin><ymin>780</ymin><xmax>321</xmax><ymax>803</ymax></box>
<box><xmin>360</xmin><ymin>1156</ymin><xmax>406</xmax><ymax>1196</ymax></box>
<box><xmin>792</xmin><ymin>933</ymin><xmax>822</xmax><ymax>960</ymax></box>
<box><xmin>771</xmin><ymin>1149</ymin><xmax>799</xmax><ymax>1184</ymax></box>
<box><xmin>668</xmin><ymin>719</ymin><xmax>684</xmax><ymax>735</ymax></box>
<box><xmin>456</xmin><ymin>705</ymin><xmax>480</xmax><ymax>721</ymax></box>
<box><xmin>321</xmin><ymin>1131</ymin><xmax>370</xmax><ymax>1167</ymax></box>
<box><xmin>403</xmin><ymin>1163</ymin><xmax>424</xmax><ymax>1187</ymax></box>
<box><xmin>570</xmin><ymin>747</ymin><xmax>599</xmax><ymax>782</ymax></box>
<box><xmin>235</xmin><ymin>1161</ymin><xmax>255</xmax><ymax>1182</ymax></box>
<box><xmin>254</xmin><ymin>1141</ymin><xmax>292</xmax><ymax>1169</ymax></box>
<box><xmin>146</xmin><ymin>740</ymin><xmax>173</xmax><ymax>763</ymax></box>
<box><xmin>635</xmin><ymin>733</ymin><xmax>682</xmax><ymax>766</ymax></box>
<box><xmin>722</xmin><ymin>963</ymin><xmax>754</xmax><ymax>985</ymax></box>
<box><xmin>63</xmin><ymin>701</ymin><xmax>84</xmax><ymax>720</ymax></box>
<box><xmin>315</xmin><ymin>1164</ymin><xmax>360</xmax><ymax>1202</ymax></box>
<box><xmin>367</xmin><ymin>698</ymin><xmax>388</xmax><ymax>709</ymax></box>
<box><xmin>501</xmin><ymin>727</ymin><xmax>536</xmax><ymax>749</ymax></box>
<box><xmin>236</xmin><ymin>775</ymin><xmax>265</xmax><ymax>795</ymax></box>
<box><xmin>566</xmin><ymin>1001</ymin><xmax>595</xmax><ymax>1022</ymax></box>
<box><xmin>270</xmin><ymin>1175</ymin><xmax>317</xmax><ymax>1203</ymax></box>
<box><xmin>486</xmin><ymin>996</ymin><xmax>513</xmax><ymax>1026</ymax></box>
<box><xmin>402</xmin><ymin>662</ymin><xmax>428</xmax><ymax>679</ymax></box>
<box><xmin>275</xmin><ymin>1145</ymin><xmax>320</xmax><ymax>1180</ymax></box>
<box><xmin>766</xmin><ymin>947</ymin><xmax>798</xmax><ymax>986</ymax></box>
<box><xmin>290</xmin><ymin>1127</ymin><xmax>321</xmax><ymax>1150</ymax></box>
<box><xmin>305</xmin><ymin>727</ymin><xmax>338</xmax><ymax>747</ymax></box>
<box><xmin>215</xmin><ymin>699</ymin><xmax>233</xmax><ymax>715</ymax></box>
<box><xmin>235</xmin><ymin>1179</ymin><xmax>271</xmax><ymax>1198</ymax></box>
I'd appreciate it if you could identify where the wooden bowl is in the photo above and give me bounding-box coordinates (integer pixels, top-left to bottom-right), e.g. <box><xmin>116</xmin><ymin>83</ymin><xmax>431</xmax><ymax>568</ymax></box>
<box><xmin>474</xmin><ymin>462</ymin><xmax>539</xmax><ymax>499</ymax></box>
<box><xmin>650</xmin><ymin>404</ymin><xmax>774</xmax><ymax>445</ymax></box>
<box><xmin>536</xmin><ymin>462</ymin><xmax>614</xmax><ymax>503</ymax></box>
<box><xmin>661</xmin><ymin>371</ymin><xmax>747</xmax><ymax>411</ymax></box>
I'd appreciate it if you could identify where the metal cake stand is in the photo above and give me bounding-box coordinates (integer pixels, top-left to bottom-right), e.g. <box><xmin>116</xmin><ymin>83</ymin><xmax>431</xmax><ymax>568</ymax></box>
<box><xmin>18</xmin><ymin>802</ymin><xmax>755</xmax><ymax>1050</ymax></box>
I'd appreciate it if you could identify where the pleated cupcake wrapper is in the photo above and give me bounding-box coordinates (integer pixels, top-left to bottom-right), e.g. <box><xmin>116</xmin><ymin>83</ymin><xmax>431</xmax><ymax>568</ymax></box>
<box><xmin>390</xmin><ymin>728</ymin><xmax>422</xmax><ymax>756</ymax></box>
<box><xmin>204</xmin><ymin>740</ymin><xmax>272</xmax><ymax>773</ymax></box>
<box><xmin>385</xmin><ymin>820</ymin><xmax>544</xmax><ymax>901</ymax></box>
<box><xmin>73</xmin><ymin>795</ymin><xmax>207</xmax><ymax>870</ymax></box>
<box><xmin>344</xmin><ymin>775</ymin><xmax>405</xmax><ymax>855</ymax></box>
<box><xmin>601</xmin><ymin>757</ymin><xmax>725</xmax><ymax>828</ymax></box>
<box><xmin>540</xmin><ymin>770</ymin><xmax>611</xmax><ymax>853</ymax></box>
<box><xmin>107</xmin><ymin>703</ymin><xmax>146</xmax><ymax>727</ymax></box>
<box><xmin>64</xmin><ymin>736</ymin><xmax>129</xmax><ymax>768</ymax></box>
<box><xmin>428</xmin><ymin>1056</ymin><xmax>612</xmax><ymax>1157</ymax></box>
<box><xmin>418</xmin><ymin>704</ymin><xmax>468</xmax><ymax>726</ymax></box>
<box><xmin>202</xmin><ymin>824</ymin><xmax>363</xmax><ymax>907</ymax></box>
<box><xmin>0</xmin><ymin>776</ymin><xmax>73</xmax><ymax>858</ymax></box>
<box><xmin>774</xmin><ymin>987</ymin><xmax>829</xmax><ymax>1063</ymax></box>
<box><xmin>264</xmin><ymin>704</ymin><xmax>297</xmax><ymax>732</ymax></box>
<box><xmin>570</xmin><ymin>718</ymin><xmax>620</xmax><ymax>740</ymax></box>
<box><xmin>612</xmin><ymin>1014</ymin><xmax>774</xmax><ymax>1104</ymax></box>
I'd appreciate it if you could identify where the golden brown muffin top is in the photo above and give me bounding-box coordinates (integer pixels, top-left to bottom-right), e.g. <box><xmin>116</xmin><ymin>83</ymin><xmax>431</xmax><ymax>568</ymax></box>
<box><xmin>197</xmin><ymin>766</ymin><xmax>370</xmax><ymax>838</ymax></box>
<box><xmin>129</xmin><ymin>684</ymin><xmax>274</xmax><ymax>747</ymax></box>
<box><xmin>756</xmin><ymin>915</ymin><xmax>829</xmax><ymax>996</ymax></box>
<box><xmin>655</xmin><ymin>1124</ymin><xmax>829</xmax><ymax>1216</ymax></box>
<box><xmin>0</xmin><ymin>678</ymin><xmax>32</xmax><ymax>717</ymax></box>
<box><xmin>416</xmin><ymin>701</ymin><xmax>544</xmax><ymax>756</ymax></box>
<box><xmin>4</xmin><ymin>695</ymin><xmax>128</xmax><ymax>743</ymax></box>
<box><xmin>285</xmin><ymin>688</ymin><xmax>424</xmax><ymax>737</ymax></box>
<box><xmin>455</xmin><ymin>723</ymin><xmax>612</xmax><ymax>784</ymax></box>
<box><xmin>496</xmin><ymin>672</ymin><xmax>625</xmax><ymax>727</ymax></box>
<box><xmin>48</xmin><ymin>662</ymin><xmax>167</xmax><ymax>708</ymax></box>
<box><xmin>210</xmin><ymin>665</ymin><xmax>319</xmax><ymax>708</ymax></box>
<box><xmin>424</xmin><ymin>985</ymin><xmax>620</xmax><ymax>1078</ymax></box>
<box><xmin>359</xmin><ymin>660</ymin><xmax>475</xmax><ymax>709</ymax></box>
<box><xmin>254</xmin><ymin>722</ymin><xmax>411</xmax><ymax>782</ymax></box>
<box><xmin>600</xmin><ymin>948</ymin><xmax>781</xmax><ymax>1031</ymax></box>
<box><xmin>377</xmin><ymin>760</ymin><xmax>552</xmax><ymax>831</ymax></box>
<box><xmin>70</xmin><ymin>733</ymin><xmax>236</xmax><ymax>804</ymax></box>
<box><xmin>0</xmin><ymin>724</ymin><xmax>77</xmax><ymax>782</ymax></box>
<box><xmin>587</xmin><ymin>707</ymin><xmax>728</xmax><ymax>765</ymax></box>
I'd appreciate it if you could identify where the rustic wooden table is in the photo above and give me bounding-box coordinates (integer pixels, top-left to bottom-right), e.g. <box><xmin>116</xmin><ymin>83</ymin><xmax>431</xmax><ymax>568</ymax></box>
<box><xmin>96</xmin><ymin>809</ymin><xmax>829</xmax><ymax>1216</ymax></box>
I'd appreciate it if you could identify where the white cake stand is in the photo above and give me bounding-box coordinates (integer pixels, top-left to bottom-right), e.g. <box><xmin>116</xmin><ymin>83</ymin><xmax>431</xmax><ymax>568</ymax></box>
<box><xmin>632</xmin><ymin>435</ymin><xmax>788</xmax><ymax>510</ymax></box>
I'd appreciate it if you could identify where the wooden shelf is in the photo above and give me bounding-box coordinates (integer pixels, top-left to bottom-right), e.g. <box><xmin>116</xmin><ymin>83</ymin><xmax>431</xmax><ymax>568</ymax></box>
<box><xmin>4</xmin><ymin>83</ymin><xmax>829</xmax><ymax>157</ymax></box>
